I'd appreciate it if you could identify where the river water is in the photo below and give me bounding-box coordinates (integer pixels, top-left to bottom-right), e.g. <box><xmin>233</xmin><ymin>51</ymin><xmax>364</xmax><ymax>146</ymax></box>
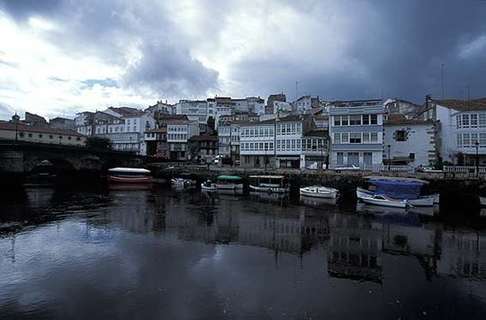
<box><xmin>1</xmin><ymin>185</ymin><xmax>486</xmax><ymax>319</ymax></box>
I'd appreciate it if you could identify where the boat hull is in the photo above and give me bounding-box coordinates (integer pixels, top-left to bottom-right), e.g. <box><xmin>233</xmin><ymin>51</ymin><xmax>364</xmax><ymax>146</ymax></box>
<box><xmin>356</xmin><ymin>187</ymin><xmax>408</xmax><ymax>208</ymax></box>
<box><xmin>300</xmin><ymin>187</ymin><xmax>338</xmax><ymax>199</ymax></box>
<box><xmin>108</xmin><ymin>175</ymin><xmax>152</xmax><ymax>184</ymax></box>
<box><xmin>250</xmin><ymin>185</ymin><xmax>289</xmax><ymax>193</ymax></box>
<box><xmin>408</xmin><ymin>196</ymin><xmax>435</xmax><ymax>207</ymax></box>
<box><xmin>215</xmin><ymin>183</ymin><xmax>243</xmax><ymax>191</ymax></box>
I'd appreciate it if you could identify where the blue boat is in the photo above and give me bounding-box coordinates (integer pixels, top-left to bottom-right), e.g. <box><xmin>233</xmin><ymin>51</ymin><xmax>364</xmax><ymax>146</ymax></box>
<box><xmin>358</xmin><ymin>176</ymin><xmax>439</xmax><ymax>207</ymax></box>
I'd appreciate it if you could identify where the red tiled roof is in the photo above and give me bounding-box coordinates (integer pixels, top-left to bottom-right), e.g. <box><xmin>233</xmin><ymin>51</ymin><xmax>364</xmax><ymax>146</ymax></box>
<box><xmin>0</xmin><ymin>122</ymin><xmax>84</xmax><ymax>136</ymax></box>
<box><xmin>385</xmin><ymin>114</ymin><xmax>434</xmax><ymax>125</ymax></box>
<box><xmin>434</xmin><ymin>98</ymin><xmax>486</xmax><ymax>111</ymax></box>
<box><xmin>108</xmin><ymin>107</ymin><xmax>144</xmax><ymax>117</ymax></box>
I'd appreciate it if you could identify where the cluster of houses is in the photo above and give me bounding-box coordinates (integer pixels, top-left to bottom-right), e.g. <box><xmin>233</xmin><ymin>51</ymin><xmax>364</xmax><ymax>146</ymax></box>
<box><xmin>2</xmin><ymin>94</ymin><xmax>486</xmax><ymax>170</ymax></box>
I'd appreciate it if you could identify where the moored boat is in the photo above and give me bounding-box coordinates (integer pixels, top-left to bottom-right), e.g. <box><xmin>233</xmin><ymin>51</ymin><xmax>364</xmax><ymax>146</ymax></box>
<box><xmin>363</xmin><ymin>176</ymin><xmax>439</xmax><ymax>207</ymax></box>
<box><xmin>249</xmin><ymin>175</ymin><xmax>289</xmax><ymax>193</ymax></box>
<box><xmin>215</xmin><ymin>175</ymin><xmax>243</xmax><ymax>191</ymax></box>
<box><xmin>356</xmin><ymin>187</ymin><xmax>408</xmax><ymax>208</ymax></box>
<box><xmin>300</xmin><ymin>186</ymin><xmax>339</xmax><ymax>199</ymax></box>
<box><xmin>108</xmin><ymin>167</ymin><xmax>152</xmax><ymax>184</ymax></box>
<box><xmin>201</xmin><ymin>180</ymin><xmax>217</xmax><ymax>191</ymax></box>
<box><xmin>171</xmin><ymin>178</ymin><xmax>193</xmax><ymax>188</ymax></box>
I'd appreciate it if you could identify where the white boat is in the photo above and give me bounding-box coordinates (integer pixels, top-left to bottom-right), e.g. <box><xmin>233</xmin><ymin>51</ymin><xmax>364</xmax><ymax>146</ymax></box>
<box><xmin>408</xmin><ymin>195</ymin><xmax>436</xmax><ymax>207</ymax></box>
<box><xmin>249</xmin><ymin>175</ymin><xmax>289</xmax><ymax>193</ymax></box>
<box><xmin>356</xmin><ymin>187</ymin><xmax>408</xmax><ymax>208</ymax></box>
<box><xmin>215</xmin><ymin>175</ymin><xmax>243</xmax><ymax>191</ymax></box>
<box><xmin>108</xmin><ymin>167</ymin><xmax>152</xmax><ymax>184</ymax></box>
<box><xmin>201</xmin><ymin>180</ymin><xmax>217</xmax><ymax>191</ymax></box>
<box><xmin>300</xmin><ymin>186</ymin><xmax>339</xmax><ymax>199</ymax></box>
<box><xmin>171</xmin><ymin>178</ymin><xmax>193</xmax><ymax>188</ymax></box>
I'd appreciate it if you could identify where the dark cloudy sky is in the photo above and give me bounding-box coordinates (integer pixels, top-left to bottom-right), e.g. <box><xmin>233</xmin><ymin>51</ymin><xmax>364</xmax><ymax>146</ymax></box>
<box><xmin>0</xmin><ymin>0</ymin><xmax>485</xmax><ymax>119</ymax></box>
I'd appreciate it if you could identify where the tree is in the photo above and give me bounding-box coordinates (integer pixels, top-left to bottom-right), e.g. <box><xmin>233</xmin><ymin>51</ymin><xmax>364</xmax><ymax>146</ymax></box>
<box><xmin>86</xmin><ymin>136</ymin><xmax>112</xmax><ymax>150</ymax></box>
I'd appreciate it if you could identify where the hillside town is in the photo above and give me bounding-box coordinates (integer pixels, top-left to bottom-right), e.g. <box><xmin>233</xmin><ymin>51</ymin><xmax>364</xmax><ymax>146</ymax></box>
<box><xmin>1</xmin><ymin>94</ymin><xmax>486</xmax><ymax>172</ymax></box>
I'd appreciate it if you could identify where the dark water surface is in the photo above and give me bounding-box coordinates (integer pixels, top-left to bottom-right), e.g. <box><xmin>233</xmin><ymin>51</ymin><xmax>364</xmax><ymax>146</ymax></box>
<box><xmin>1</xmin><ymin>185</ymin><xmax>486</xmax><ymax>319</ymax></box>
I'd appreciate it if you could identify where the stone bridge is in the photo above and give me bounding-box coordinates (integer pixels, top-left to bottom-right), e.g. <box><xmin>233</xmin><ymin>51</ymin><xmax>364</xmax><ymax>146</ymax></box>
<box><xmin>0</xmin><ymin>142</ymin><xmax>145</xmax><ymax>174</ymax></box>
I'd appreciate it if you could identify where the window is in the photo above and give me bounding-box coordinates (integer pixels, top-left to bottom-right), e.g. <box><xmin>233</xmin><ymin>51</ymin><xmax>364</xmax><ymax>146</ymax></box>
<box><xmin>350</xmin><ymin>115</ymin><xmax>361</xmax><ymax>125</ymax></box>
<box><xmin>462</xmin><ymin>114</ymin><xmax>470</xmax><ymax>127</ymax></box>
<box><xmin>38</xmin><ymin>134</ymin><xmax>43</xmax><ymax>138</ymax></box>
<box><xmin>59</xmin><ymin>136</ymin><xmax>63</xmax><ymax>139</ymax></box>
<box><xmin>350</xmin><ymin>133</ymin><xmax>361</xmax><ymax>143</ymax></box>
<box><xmin>269</xmin><ymin>142</ymin><xmax>274</xmax><ymax>150</ymax></box>
<box><xmin>259</xmin><ymin>142</ymin><xmax>264</xmax><ymax>150</ymax></box>
<box><xmin>362</xmin><ymin>115</ymin><xmax>370</xmax><ymax>125</ymax></box>
<box><xmin>68</xmin><ymin>136</ymin><xmax>72</xmax><ymax>140</ymax></box>
<box><xmin>371</xmin><ymin>132</ymin><xmax>378</xmax><ymax>142</ymax></box>
<box><xmin>19</xmin><ymin>132</ymin><xmax>24</xmax><ymax>137</ymax></box>
<box><xmin>286</xmin><ymin>140</ymin><xmax>291</xmax><ymax>149</ymax></box>
<box><xmin>463</xmin><ymin>133</ymin><xmax>470</xmax><ymax>147</ymax></box>
<box><xmin>457</xmin><ymin>116</ymin><xmax>462</xmax><ymax>129</ymax></box>
<box><xmin>76</xmin><ymin>137</ymin><xmax>81</xmax><ymax>141</ymax></box>
<box><xmin>49</xmin><ymin>135</ymin><xmax>53</xmax><ymax>139</ymax></box>
<box><xmin>264</xmin><ymin>142</ymin><xmax>269</xmax><ymax>151</ymax></box>
<box><xmin>334</xmin><ymin>116</ymin><xmax>341</xmax><ymax>126</ymax></box>
<box><xmin>370</xmin><ymin>114</ymin><xmax>378</xmax><ymax>125</ymax></box>
<box><xmin>296</xmin><ymin>139</ymin><xmax>301</xmax><ymax>150</ymax></box>
<box><xmin>471</xmin><ymin>114</ymin><xmax>478</xmax><ymax>128</ymax></box>
<box><xmin>28</xmin><ymin>133</ymin><xmax>32</xmax><ymax>138</ymax></box>
<box><xmin>471</xmin><ymin>133</ymin><xmax>478</xmax><ymax>145</ymax></box>
<box><xmin>457</xmin><ymin>134</ymin><xmax>463</xmax><ymax>147</ymax></box>
<box><xmin>363</xmin><ymin>132</ymin><xmax>370</xmax><ymax>143</ymax></box>
<box><xmin>291</xmin><ymin>139</ymin><xmax>296</xmax><ymax>150</ymax></box>
<box><xmin>334</xmin><ymin>133</ymin><xmax>341</xmax><ymax>144</ymax></box>
<box><xmin>395</xmin><ymin>130</ymin><xmax>408</xmax><ymax>141</ymax></box>
<box><xmin>337</xmin><ymin>152</ymin><xmax>344</xmax><ymax>165</ymax></box>
<box><xmin>277</xmin><ymin>140</ymin><xmax>281</xmax><ymax>150</ymax></box>
<box><xmin>341</xmin><ymin>116</ymin><xmax>349</xmax><ymax>126</ymax></box>
<box><xmin>341</xmin><ymin>133</ymin><xmax>349</xmax><ymax>143</ymax></box>
<box><xmin>480</xmin><ymin>133</ymin><xmax>486</xmax><ymax>147</ymax></box>
<box><xmin>480</xmin><ymin>114</ymin><xmax>486</xmax><ymax>128</ymax></box>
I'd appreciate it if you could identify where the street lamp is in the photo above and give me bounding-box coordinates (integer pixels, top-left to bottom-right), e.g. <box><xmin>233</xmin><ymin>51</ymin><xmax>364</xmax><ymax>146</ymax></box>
<box><xmin>387</xmin><ymin>144</ymin><xmax>391</xmax><ymax>171</ymax></box>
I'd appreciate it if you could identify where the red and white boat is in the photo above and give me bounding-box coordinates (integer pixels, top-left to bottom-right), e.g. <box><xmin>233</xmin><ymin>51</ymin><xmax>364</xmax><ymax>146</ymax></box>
<box><xmin>108</xmin><ymin>167</ymin><xmax>152</xmax><ymax>184</ymax></box>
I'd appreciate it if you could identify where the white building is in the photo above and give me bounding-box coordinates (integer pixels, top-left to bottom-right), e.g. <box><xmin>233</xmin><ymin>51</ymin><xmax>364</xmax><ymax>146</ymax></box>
<box><xmin>74</xmin><ymin>107</ymin><xmax>156</xmax><ymax>155</ymax></box>
<box><xmin>328</xmin><ymin>100</ymin><xmax>385</xmax><ymax>170</ymax></box>
<box><xmin>166</xmin><ymin>119</ymin><xmax>200</xmax><ymax>160</ymax></box>
<box><xmin>217</xmin><ymin>121</ymin><xmax>241</xmax><ymax>161</ymax></box>
<box><xmin>240</xmin><ymin>115</ymin><xmax>320</xmax><ymax>169</ymax></box>
<box><xmin>424</xmin><ymin>98</ymin><xmax>486</xmax><ymax>165</ymax></box>
<box><xmin>292</xmin><ymin>96</ymin><xmax>320</xmax><ymax>114</ymax></box>
<box><xmin>383</xmin><ymin>115</ymin><xmax>436</xmax><ymax>168</ymax></box>
<box><xmin>175</xmin><ymin>100</ymin><xmax>214</xmax><ymax>133</ymax></box>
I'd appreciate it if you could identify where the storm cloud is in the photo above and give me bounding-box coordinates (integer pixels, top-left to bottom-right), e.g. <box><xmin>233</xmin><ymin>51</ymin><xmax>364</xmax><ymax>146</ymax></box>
<box><xmin>0</xmin><ymin>0</ymin><xmax>485</xmax><ymax>117</ymax></box>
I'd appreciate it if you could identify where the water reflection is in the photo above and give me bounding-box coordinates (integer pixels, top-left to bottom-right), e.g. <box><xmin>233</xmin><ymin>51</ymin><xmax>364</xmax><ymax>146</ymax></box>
<box><xmin>1</xmin><ymin>186</ymin><xmax>486</xmax><ymax>319</ymax></box>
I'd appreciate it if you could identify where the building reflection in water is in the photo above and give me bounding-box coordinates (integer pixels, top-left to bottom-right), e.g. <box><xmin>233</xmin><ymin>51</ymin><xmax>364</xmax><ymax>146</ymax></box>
<box><xmin>81</xmin><ymin>189</ymin><xmax>486</xmax><ymax>286</ymax></box>
<box><xmin>328</xmin><ymin>213</ymin><xmax>383</xmax><ymax>283</ymax></box>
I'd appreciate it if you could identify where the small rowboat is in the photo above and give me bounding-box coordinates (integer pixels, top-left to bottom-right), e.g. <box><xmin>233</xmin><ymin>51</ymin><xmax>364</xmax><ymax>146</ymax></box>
<box><xmin>356</xmin><ymin>187</ymin><xmax>408</xmax><ymax>208</ymax></box>
<box><xmin>300</xmin><ymin>186</ymin><xmax>339</xmax><ymax>199</ymax></box>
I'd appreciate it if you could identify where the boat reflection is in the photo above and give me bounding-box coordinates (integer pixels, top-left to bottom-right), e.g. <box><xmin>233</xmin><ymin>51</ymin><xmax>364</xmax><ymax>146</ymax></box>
<box><xmin>250</xmin><ymin>191</ymin><xmax>290</xmax><ymax>205</ymax></box>
<box><xmin>300</xmin><ymin>195</ymin><xmax>337</xmax><ymax>207</ymax></box>
<box><xmin>356</xmin><ymin>202</ymin><xmax>437</xmax><ymax>217</ymax></box>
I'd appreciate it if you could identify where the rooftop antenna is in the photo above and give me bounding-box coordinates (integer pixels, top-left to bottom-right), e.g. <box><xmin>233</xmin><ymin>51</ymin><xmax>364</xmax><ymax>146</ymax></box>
<box><xmin>295</xmin><ymin>81</ymin><xmax>299</xmax><ymax>101</ymax></box>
